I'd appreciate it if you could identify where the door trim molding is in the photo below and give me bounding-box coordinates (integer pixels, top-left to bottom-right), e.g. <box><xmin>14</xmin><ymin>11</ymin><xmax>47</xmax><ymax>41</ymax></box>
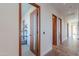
<box><xmin>19</xmin><ymin>3</ymin><xmax>22</xmax><ymax>56</ymax></box>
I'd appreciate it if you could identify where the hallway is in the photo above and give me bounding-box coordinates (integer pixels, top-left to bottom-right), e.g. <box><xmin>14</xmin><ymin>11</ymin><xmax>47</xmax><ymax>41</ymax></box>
<box><xmin>45</xmin><ymin>39</ymin><xmax>79</xmax><ymax>56</ymax></box>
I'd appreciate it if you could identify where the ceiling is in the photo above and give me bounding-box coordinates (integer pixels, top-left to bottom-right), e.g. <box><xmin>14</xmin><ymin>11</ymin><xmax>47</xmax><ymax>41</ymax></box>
<box><xmin>49</xmin><ymin>3</ymin><xmax>79</xmax><ymax>16</ymax></box>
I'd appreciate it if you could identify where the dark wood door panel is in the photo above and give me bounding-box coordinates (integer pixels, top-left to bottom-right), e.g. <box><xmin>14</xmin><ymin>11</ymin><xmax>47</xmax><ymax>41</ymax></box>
<box><xmin>52</xmin><ymin>15</ymin><xmax>57</xmax><ymax>46</ymax></box>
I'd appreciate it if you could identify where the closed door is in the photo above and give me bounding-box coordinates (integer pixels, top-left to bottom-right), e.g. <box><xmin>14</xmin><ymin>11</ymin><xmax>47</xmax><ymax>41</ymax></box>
<box><xmin>30</xmin><ymin>9</ymin><xmax>38</xmax><ymax>55</ymax></box>
<box><xmin>52</xmin><ymin>15</ymin><xmax>57</xmax><ymax>46</ymax></box>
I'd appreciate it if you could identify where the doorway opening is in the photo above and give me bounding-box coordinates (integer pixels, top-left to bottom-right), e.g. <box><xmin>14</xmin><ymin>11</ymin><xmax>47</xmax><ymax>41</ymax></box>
<box><xmin>19</xmin><ymin>3</ymin><xmax>40</xmax><ymax>56</ymax></box>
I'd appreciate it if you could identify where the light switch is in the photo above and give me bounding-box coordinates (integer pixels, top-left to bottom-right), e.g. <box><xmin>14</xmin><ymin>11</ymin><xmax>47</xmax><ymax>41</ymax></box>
<box><xmin>43</xmin><ymin>32</ymin><xmax>45</xmax><ymax>34</ymax></box>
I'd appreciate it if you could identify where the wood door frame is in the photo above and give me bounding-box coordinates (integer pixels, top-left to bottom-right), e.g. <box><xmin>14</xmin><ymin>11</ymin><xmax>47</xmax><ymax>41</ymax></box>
<box><xmin>58</xmin><ymin>18</ymin><xmax>62</xmax><ymax>44</ymax></box>
<box><xmin>19</xmin><ymin>3</ymin><xmax>40</xmax><ymax>56</ymax></box>
<box><xmin>19</xmin><ymin>3</ymin><xmax>21</xmax><ymax>56</ymax></box>
<box><xmin>52</xmin><ymin>14</ymin><xmax>57</xmax><ymax>47</ymax></box>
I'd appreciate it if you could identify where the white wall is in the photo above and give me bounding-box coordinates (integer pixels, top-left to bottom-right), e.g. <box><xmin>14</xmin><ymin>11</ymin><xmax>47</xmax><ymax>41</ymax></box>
<box><xmin>38</xmin><ymin>4</ymin><xmax>64</xmax><ymax>55</ymax></box>
<box><xmin>62</xmin><ymin>18</ymin><xmax>67</xmax><ymax>42</ymax></box>
<box><xmin>0</xmin><ymin>3</ymin><xmax>68</xmax><ymax>56</ymax></box>
<box><xmin>57</xmin><ymin>18</ymin><xmax>60</xmax><ymax>45</ymax></box>
<box><xmin>0</xmin><ymin>4</ymin><xmax>19</xmax><ymax>56</ymax></box>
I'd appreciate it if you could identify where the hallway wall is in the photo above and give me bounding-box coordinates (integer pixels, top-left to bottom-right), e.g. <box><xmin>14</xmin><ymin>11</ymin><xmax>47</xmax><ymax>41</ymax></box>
<box><xmin>38</xmin><ymin>3</ymin><xmax>66</xmax><ymax>55</ymax></box>
<box><xmin>0</xmin><ymin>4</ymin><xmax>19</xmax><ymax>55</ymax></box>
<box><xmin>62</xmin><ymin>18</ymin><xmax>67</xmax><ymax>42</ymax></box>
<box><xmin>57</xmin><ymin>18</ymin><xmax>60</xmax><ymax>45</ymax></box>
<box><xmin>0</xmin><ymin>3</ymin><xmax>68</xmax><ymax>56</ymax></box>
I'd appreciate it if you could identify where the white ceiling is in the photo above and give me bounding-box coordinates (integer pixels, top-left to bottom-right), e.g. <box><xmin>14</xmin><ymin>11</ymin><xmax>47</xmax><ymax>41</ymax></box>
<box><xmin>49</xmin><ymin>3</ymin><xmax>79</xmax><ymax>16</ymax></box>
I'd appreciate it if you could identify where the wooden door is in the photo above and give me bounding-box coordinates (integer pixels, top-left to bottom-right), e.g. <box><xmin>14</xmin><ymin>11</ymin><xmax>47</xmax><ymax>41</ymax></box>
<box><xmin>52</xmin><ymin>15</ymin><xmax>57</xmax><ymax>46</ymax></box>
<box><xmin>30</xmin><ymin>9</ymin><xmax>38</xmax><ymax>55</ymax></box>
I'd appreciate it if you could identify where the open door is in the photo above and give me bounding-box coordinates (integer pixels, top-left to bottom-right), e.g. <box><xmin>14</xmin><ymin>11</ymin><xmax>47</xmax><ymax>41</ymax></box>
<box><xmin>19</xmin><ymin>3</ymin><xmax>40</xmax><ymax>56</ymax></box>
<box><xmin>52</xmin><ymin>14</ymin><xmax>57</xmax><ymax>46</ymax></box>
<box><xmin>30</xmin><ymin>9</ymin><xmax>38</xmax><ymax>55</ymax></box>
